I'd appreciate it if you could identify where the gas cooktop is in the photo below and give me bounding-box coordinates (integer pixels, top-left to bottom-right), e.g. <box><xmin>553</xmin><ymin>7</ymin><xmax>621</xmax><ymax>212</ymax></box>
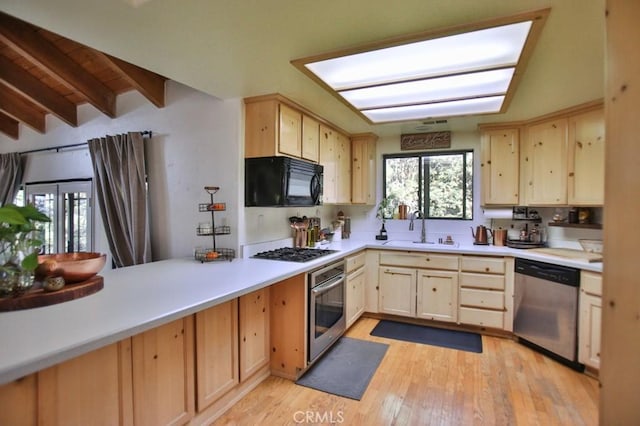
<box><xmin>251</xmin><ymin>247</ymin><xmax>337</xmax><ymax>262</ymax></box>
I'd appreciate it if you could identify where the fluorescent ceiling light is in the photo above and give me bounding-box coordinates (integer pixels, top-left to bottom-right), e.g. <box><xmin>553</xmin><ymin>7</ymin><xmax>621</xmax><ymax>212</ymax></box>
<box><xmin>292</xmin><ymin>9</ymin><xmax>549</xmax><ymax>124</ymax></box>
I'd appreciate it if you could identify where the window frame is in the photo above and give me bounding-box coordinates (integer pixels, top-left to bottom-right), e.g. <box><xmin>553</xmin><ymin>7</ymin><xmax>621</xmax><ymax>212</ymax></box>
<box><xmin>382</xmin><ymin>149</ymin><xmax>474</xmax><ymax>220</ymax></box>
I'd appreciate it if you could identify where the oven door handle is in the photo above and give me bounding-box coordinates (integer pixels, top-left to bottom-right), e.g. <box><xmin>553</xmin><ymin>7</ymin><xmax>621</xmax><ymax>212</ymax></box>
<box><xmin>311</xmin><ymin>275</ymin><xmax>344</xmax><ymax>295</ymax></box>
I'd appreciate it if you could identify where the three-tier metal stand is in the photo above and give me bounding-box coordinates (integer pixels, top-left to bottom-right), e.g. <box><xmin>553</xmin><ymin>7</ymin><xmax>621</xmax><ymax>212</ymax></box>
<box><xmin>194</xmin><ymin>186</ymin><xmax>234</xmax><ymax>262</ymax></box>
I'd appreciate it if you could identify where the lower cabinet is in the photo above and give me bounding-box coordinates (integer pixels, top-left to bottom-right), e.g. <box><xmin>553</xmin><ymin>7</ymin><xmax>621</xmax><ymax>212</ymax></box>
<box><xmin>0</xmin><ymin>341</ymin><xmax>133</xmax><ymax>426</ymax></box>
<box><xmin>239</xmin><ymin>288</ymin><xmax>270</xmax><ymax>381</ymax></box>
<box><xmin>458</xmin><ymin>256</ymin><xmax>513</xmax><ymax>331</ymax></box>
<box><xmin>132</xmin><ymin>316</ymin><xmax>195</xmax><ymax>426</ymax></box>
<box><xmin>378</xmin><ymin>252</ymin><xmax>459</xmax><ymax>322</ymax></box>
<box><xmin>579</xmin><ymin>271</ymin><xmax>602</xmax><ymax>370</ymax></box>
<box><xmin>345</xmin><ymin>251</ymin><xmax>367</xmax><ymax>327</ymax></box>
<box><xmin>195</xmin><ymin>299</ymin><xmax>239</xmax><ymax>411</ymax></box>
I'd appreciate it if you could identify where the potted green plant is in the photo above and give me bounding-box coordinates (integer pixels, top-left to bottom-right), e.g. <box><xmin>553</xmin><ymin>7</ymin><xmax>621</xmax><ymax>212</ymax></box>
<box><xmin>0</xmin><ymin>204</ymin><xmax>50</xmax><ymax>297</ymax></box>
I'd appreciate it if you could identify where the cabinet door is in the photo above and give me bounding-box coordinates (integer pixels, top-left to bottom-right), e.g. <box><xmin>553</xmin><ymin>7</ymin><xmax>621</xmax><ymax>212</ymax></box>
<box><xmin>525</xmin><ymin>118</ymin><xmax>568</xmax><ymax>205</ymax></box>
<box><xmin>481</xmin><ymin>129</ymin><xmax>520</xmax><ymax>205</ymax></box>
<box><xmin>278</xmin><ymin>103</ymin><xmax>302</xmax><ymax>157</ymax></box>
<box><xmin>132</xmin><ymin>317</ymin><xmax>195</xmax><ymax>426</ymax></box>
<box><xmin>37</xmin><ymin>341</ymin><xmax>133</xmax><ymax>426</ymax></box>
<box><xmin>239</xmin><ymin>288</ymin><xmax>270</xmax><ymax>382</ymax></box>
<box><xmin>195</xmin><ymin>299</ymin><xmax>239</xmax><ymax>411</ymax></box>
<box><xmin>365</xmin><ymin>250</ymin><xmax>380</xmax><ymax>313</ymax></box>
<box><xmin>568</xmin><ymin>108</ymin><xmax>605</xmax><ymax>205</ymax></box>
<box><xmin>0</xmin><ymin>374</ymin><xmax>37</xmax><ymax>426</ymax></box>
<box><xmin>301</xmin><ymin>115</ymin><xmax>320</xmax><ymax>162</ymax></box>
<box><xmin>351</xmin><ymin>133</ymin><xmax>377</xmax><ymax>205</ymax></box>
<box><xmin>319</xmin><ymin>124</ymin><xmax>337</xmax><ymax>203</ymax></box>
<box><xmin>579</xmin><ymin>291</ymin><xmax>602</xmax><ymax>369</ymax></box>
<box><xmin>416</xmin><ymin>270</ymin><xmax>458</xmax><ymax>322</ymax></box>
<box><xmin>346</xmin><ymin>266</ymin><xmax>366</xmax><ymax>328</ymax></box>
<box><xmin>336</xmin><ymin>131</ymin><xmax>352</xmax><ymax>203</ymax></box>
<box><xmin>379</xmin><ymin>266</ymin><xmax>416</xmax><ymax>317</ymax></box>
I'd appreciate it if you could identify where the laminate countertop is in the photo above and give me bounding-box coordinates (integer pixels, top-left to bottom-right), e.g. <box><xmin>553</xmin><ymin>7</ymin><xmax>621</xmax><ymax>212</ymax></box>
<box><xmin>0</xmin><ymin>239</ymin><xmax>602</xmax><ymax>385</ymax></box>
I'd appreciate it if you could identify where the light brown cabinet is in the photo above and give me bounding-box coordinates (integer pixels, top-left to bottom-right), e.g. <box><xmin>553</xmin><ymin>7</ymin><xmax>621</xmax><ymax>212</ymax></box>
<box><xmin>579</xmin><ymin>271</ymin><xmax>602</xmax><ymax>370</ymax></box>
<box><xmin>0</xmin><ymin>341</ymin><xmax>133</xmax><ymax>426</ymax></box>
<box><xmin>132</xmin><ymin>316</ymin><xmax>195</xmax><ymax>426</ymax></box>
<box><xmin>568</xmin><ymin>108</ymin><xmax>605</xmax><ymax>205</ymax></box>
<box><xmin>269</xmin><ymin>274</ymin><xmax>307</xmax><ymax>380</ymax></box>
<box><xmin>345</xmin><ymin>251</ymin><xmax>366</xmax><ymax>327</ymax></box>
<box><xmin>351</xmin><ymin>133</ymin><xmax>377</xmax><ymax>205</ymax></box>
<box><xmin>480</xmin><ymin>128</ymin><xmax>520</xmax><ymax>206</ymax></box>
<box><xmin>458</xmin><ymin>256</ymin><xmax>514</xmax><ymax>331</ymax></box>
<box><xmin>244</xmin><ymin>96</ymin><xmax>319</xmax><ymax>162</ymax></box>
<box><xmin>195</xmin><ymin>299</ymin><xmax>239</xmax><ymax>411</ymax></box>
<box><xmin>378</xmin><ymin>252</ymin><xmax>459</xmax><ymax>322</ymax></box>
<box><xmin>523</xmin><ymin>118</ymin><xmax>569</xmax><ymax>205</ymax></box>
<box><xmin>320</xmin><ymin>124</ymin><xmax>351</xmax><ymax>204</ymax></box>
<box><xmin>239</xmin><ymin>288</ymin><xmax>270</xmax><ymax>382</ymax></box>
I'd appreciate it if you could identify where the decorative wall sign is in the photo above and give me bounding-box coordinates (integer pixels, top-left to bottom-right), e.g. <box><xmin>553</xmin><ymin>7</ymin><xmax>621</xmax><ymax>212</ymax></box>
<box><xmin>400</xmin><ymin>131</ymin><xmax>451</xmax><ymax>150</ymax></box>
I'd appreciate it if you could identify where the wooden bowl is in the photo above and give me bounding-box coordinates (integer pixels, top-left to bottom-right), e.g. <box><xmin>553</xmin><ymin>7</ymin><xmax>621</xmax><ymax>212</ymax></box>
<box><xmin>37</xmin><ymin>253</ymin><xmax>106</xmax><ymax>283</ymax></box>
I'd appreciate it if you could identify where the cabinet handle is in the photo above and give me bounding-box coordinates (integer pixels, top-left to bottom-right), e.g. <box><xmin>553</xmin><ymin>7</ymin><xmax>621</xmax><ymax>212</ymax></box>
<box><xmin>485</xmin><ymin>267</ymin><xmax>490</xmax><ymax>272</ymax></box>
<box><xmin>432</xmin><ymin>288</ymin><xmax>437</xmax><ymax>292</ymax></box>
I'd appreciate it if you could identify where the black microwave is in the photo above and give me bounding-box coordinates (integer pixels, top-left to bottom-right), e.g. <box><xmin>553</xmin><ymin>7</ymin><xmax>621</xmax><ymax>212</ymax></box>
<box><xmin>245</xmin><ymin>156</ymin><xmax>323</xmax><ymax>207</ymax></box>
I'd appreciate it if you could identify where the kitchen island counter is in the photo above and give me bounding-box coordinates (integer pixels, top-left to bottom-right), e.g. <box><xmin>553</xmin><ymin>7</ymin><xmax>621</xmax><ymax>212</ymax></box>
<box><xmin>0</xmin><ymin>239</ymin><xmax>601</xmax><ymax>385</ymax></box>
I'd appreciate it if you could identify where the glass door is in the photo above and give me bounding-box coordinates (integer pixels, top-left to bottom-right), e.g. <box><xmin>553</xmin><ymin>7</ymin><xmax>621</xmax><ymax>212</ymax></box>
<box><xmin>25</xmin><ymin>181</ymin><xmax>93</xmax><ymax>254</ymax></box>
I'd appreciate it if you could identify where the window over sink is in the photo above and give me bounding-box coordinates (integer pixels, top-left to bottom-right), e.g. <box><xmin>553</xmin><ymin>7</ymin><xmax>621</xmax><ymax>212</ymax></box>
<box><xmin>383</xmin><ymin>150</ymin><xmax>473</xmax><ymax>220</ymax></box>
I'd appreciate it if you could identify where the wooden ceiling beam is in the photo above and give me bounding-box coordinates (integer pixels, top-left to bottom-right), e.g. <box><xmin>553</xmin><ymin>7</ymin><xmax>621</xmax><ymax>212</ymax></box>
<box><xmin>0</xmin><ymin>12</ymin><xmax>117</xmax><ymax>118</ymax></box>
<box><xmin>0</xmin><ymin>111</ymin><xmax>19</xmax><ymax>140</ymax></box>
<box><xmin>0</xmin><ymin>85</ymin><xmax>46</xmax><ymax>133</ymax></box>
<box><xmin>100</xmin><ymin>53</ymin><xmax>167</xmax><ymax>108</ymax></box>
<box><xmin>0</xmin><ymin>54</ymin><xmax>78</xmax><ymax>127</ymax></box>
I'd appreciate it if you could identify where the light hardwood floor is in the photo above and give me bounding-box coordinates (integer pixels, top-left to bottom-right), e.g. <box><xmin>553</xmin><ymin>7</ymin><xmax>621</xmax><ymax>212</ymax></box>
<box><xmin>214</xmin><ymin>317</ymin><xmax>599</xmax><ymax>425</ymax></box>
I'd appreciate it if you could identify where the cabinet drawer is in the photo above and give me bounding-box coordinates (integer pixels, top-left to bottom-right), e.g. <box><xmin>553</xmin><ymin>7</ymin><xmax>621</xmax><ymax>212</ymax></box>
<box><xmin>581</xmin><ymin>271</ymin><xmax>602</xmax><ymax>296</ymax></box>
<box><xmin>459</xmin><ymin>272</ymin><xmax>505</xmax><ymax>290</ymax></box>
<box><xmin>460</xmin><ymin>256</ymin><xmax>505</xmax><ymax>274</ymax></box>
<box><xmin>460</xmin><ymin>288</ymin><xmax>504</xmax><ymax>310</ymax></box>
<box><xmin>379</xmin><ymin>252</ymin><xmax>459</xmax><ymax>271</ymax></box>
<box><xmin>459</xmin><ymin>307</ymin><xmax>504</xmax><ymax>329</ymax></box>
<box><xmin>345</xmin><ymin>251</ymin><xmax>366</xmax><ymax>273</ymax></box>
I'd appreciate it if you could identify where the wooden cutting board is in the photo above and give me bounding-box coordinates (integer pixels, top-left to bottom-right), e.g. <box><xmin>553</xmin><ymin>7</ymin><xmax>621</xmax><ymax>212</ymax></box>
<box><xmin>531</xmin><ymin>248</ymin><xmax>603</xmax><ymax>263</ymax></box>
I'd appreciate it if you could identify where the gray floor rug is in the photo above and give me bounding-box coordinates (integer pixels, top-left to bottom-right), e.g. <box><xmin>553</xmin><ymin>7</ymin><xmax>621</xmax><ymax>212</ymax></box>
<box><xmin>296</xmin><ymin>337</ymin><xmax>389</xmax><ymax>400</ymax></box>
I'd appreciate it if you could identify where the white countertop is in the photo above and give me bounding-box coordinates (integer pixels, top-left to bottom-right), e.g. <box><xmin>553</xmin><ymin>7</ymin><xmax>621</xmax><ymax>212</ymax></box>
<box><xmin>0</xmin><ymin>239</ymin><xmax>601</xmax><ymax>385</ymax></box>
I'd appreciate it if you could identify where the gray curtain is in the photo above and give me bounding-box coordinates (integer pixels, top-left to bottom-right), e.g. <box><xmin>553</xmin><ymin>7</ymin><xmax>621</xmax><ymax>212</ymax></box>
<box><xmin>0</xmin><ymin>152</ymin><xmax>23</xmax><ymax>206</ymax></box>
<box><xmin>88</xmin><ymin>132</ymin><xmax>151</xmax><ymax>267</ymax></box>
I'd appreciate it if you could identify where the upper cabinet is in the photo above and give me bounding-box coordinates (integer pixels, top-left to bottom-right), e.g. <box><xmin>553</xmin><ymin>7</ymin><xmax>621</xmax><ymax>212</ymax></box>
<box><xmin>244</xmin><ymin>95</ymin><xmax>318</xmax><ymax>162</ymax></box>
<box><xmin>480</xmin><ymin>101</ymin><xmax>604</xmax><ymax>207</ymax></box>
<box><xmin>568</xmin><ymin>108</ymin><xmax>605</xmax><ymax>205</ymax></box>
<box><xmin>351</xmin><ymin>133</ymin><xmax>378</xmax><ymax>205</ymax></box>
<box><xmin>320</xmin><ymin>124</ymin><xmax>351</xmax><ymax>204</ymax></box>
<box><xmin>523</xmin><ymin>118</ymin><xmax>569</xmax><ymax>205</ymax></box>
<box><xmin>480</xmin><ymin>128</ymin><xmax>520</xmax><ymax>206</ymax></box>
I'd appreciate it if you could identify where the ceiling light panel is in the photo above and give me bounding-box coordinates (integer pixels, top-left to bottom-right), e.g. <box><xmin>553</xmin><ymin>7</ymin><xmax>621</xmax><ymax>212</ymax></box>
<box><xmin>340</xmin><ymin>68</ymin><xmax>515</xmax><ymax>109</ymax></box>
<box><xmin>305</xmin><ymin>21</ymin><xmax>531</xmax><ymax>90</ymax></box>
<box><xmin>362</xmin><ymin>96</ymin><xmax>505</xmax><ymax>123</ymax></box>
<box><xmin>292</xmin><ymin>9</ymin><xmax>549</xmax><ymax>124</ymax></box>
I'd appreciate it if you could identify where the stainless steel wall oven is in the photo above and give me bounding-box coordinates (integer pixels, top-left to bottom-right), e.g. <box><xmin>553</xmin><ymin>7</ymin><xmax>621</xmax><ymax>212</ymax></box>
<box><xmin>308</xmin><ymin>260</ymin><xmax>346</xmax><ymax>363</ymax></box>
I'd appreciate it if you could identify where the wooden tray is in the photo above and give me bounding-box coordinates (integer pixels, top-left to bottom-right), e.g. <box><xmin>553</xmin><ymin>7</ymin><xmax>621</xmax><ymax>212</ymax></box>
<box><xmin>531</xmin><ymin>248</ymin><xmax>603</xmax><ymax>263</ymax></box>
<box><xmin>0</xmin><ymin>275</ymin><xmax>103</xmax><ymax>312</ymax></box>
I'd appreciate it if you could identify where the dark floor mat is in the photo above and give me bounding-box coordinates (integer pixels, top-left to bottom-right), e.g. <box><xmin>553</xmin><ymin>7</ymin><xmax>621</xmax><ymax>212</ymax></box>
<box><xmin>370</xmin><ymin>320</ymin><xmax>482</xmax><ymax>353</ymax></box>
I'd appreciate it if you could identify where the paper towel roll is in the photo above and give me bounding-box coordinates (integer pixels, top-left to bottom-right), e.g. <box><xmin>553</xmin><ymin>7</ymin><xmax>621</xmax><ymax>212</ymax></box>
<box><xmin>482</xmin><ymin>208</ymin><xmax>513</xmax><ymax>219</ymax></box>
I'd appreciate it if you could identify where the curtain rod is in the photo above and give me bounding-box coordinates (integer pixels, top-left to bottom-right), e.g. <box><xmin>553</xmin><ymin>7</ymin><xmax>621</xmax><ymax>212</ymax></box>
<box><xmin>18</xmin><ymin>130</ymin><xmax>153</xmax><ymax>155</ymax></box>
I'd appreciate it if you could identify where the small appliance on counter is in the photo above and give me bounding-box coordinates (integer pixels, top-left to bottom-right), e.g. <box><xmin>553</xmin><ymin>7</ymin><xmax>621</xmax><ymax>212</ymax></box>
<box><xmin>506</xmin><ymin>222</ymin><xmax>546</xmax><ymax>249</ymax></box>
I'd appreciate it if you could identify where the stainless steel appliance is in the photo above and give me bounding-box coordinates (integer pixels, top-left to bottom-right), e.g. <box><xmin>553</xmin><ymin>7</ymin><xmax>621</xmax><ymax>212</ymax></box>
<box><xmin>308</xmin><ymin>260</ymin><xmax>346</xmax><ymax>362</ymax></box>
<box><xmin>514</xmin><ymin>258</ymin><xmax>582</xmax><ymax>370</ymax></box>
<box><xmin>245</xmin><ymin>156</ymin><xmax>323</xmax><ymax>207</ymax></box>
<box><xmin>252</xmin><ymin>247</ymin><xmax>336</xmax><ymax>262</ymax></box>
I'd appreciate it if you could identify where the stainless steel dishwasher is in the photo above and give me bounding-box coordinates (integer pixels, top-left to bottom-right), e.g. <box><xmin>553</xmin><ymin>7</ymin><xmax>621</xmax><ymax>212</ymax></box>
<box><xmin>514</xmin><ymin>258</ymin><xmax>583</xmax><ymax>370</ymax></box>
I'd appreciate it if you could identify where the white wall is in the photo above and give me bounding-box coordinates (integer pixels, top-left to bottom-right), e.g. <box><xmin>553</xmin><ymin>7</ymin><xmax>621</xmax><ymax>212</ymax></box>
<box><xmin>0</xmin><ymin>81</ymin><xmax>243</xmax><ymax>262</ymax></box>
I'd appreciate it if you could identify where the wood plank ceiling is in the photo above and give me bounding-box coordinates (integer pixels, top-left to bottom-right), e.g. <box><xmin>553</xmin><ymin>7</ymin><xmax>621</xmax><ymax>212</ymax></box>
<box><xmin>0</xmin><ymin>11</ymin><xmax>167</xmax><ymax>141</ymax></box>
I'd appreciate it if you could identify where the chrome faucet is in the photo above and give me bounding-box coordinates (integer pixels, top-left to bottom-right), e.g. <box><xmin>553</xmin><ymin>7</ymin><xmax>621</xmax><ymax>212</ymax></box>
<box><xmin>409</xmin><ymin>210</ymin><xmax>427</xmax><ymax>243</ymax></box>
